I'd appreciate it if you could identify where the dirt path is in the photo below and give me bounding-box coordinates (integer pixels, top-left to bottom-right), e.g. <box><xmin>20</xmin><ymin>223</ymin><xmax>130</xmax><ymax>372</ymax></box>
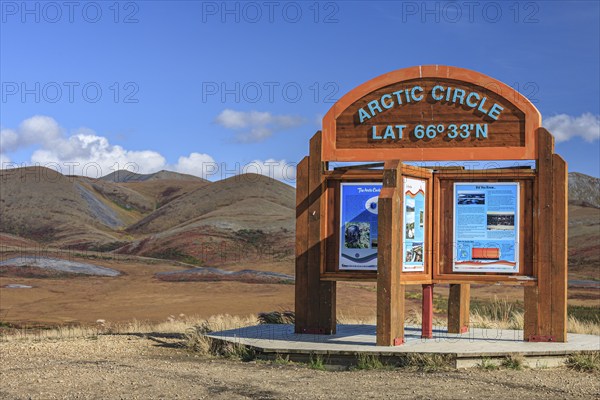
<box><xmin>1</xmin><ymin>335</ymin><xmax>598</xmax><ymax>400</ymax></box>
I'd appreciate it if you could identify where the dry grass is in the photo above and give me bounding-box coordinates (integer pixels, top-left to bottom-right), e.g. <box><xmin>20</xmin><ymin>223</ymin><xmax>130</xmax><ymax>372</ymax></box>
<box><xmin>566</xmin><ymin>352</ymin><xmax>600</xmax><ymax>372</ymax></box>
<box><xmin>0</xmin><ymin>314</ymin><xmax>258</xmax><ymax>342</ymax></box>
<box><xmin>1</xmin><ymin>298</ymin><xmax>598</xmax><ymax>344</ymax></box>
<box><xmin>469</xmin><ymin>299</ymin><xmax>600</xmax><ymax>336</ymax></box>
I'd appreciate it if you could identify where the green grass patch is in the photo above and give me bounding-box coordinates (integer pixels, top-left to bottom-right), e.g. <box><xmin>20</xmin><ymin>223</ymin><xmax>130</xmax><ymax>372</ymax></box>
<box><xmin>149</xmin><ymin>247</ymin><xmax>203</xmax><ymax>266</ymax></box>
<box><xmin>258</xmin><ymin>311</ymin><xmax>295</xmax><ymax>325</ymax></box>
<box><xmin>501</xmin><ymin>354</ymin><xmax>525</xmax><ymax>370</ymax></box>
<box><xmin>355</xmin><ymin>353</ymin><xmax>386</xmax><ymax>370</ymax></box>
<box><xmin>88</xmin><ymin>241</ymin><xmax>128</xmax><ymax>252</ymax></box>
<box><xmin>308</xmin><ymin>354</ymin><xmax>326</xmax><ymax>370</ymax></box>
<box><xmin>478</xmin><ymin>357</ymin><xmax>500</xmax><ymax>370</ymax></box>
<box><xmin>234</xmin><ymin>229</ymin><xmax>267</xmax><ymax>246</ymax></box>
<box><xmin>274</xmin><ymin>354</ymin><xmax>292</xmax><ymax>365</ymax></box>
<box><xmin>566</xmin><ymin>353</ymin><xmax>600</xmax><ymax>372</ymax></box>
<box><xmin>398</xmin><ymin>353</ymin><xmax>453</xmax><ymax>372</ymax></box>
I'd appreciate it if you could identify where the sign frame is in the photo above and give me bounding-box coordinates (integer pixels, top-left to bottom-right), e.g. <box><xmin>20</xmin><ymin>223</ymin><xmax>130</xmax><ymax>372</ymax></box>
<box><xmin>294</xmin><ymin>66</ymin><xmax>568</xmax><ymax>344</ymax></box>
<box><xmin>338</xmin><ymin>181</ymin><xmax>382</xmax><ymax>271</ymax></box>
<box><xmin>321</xmin><ymin>65</ymin><xmax>541</xmax><ymax>162</ymax></box>
<box><xmin>433</xmin><ymin>170</ymin><xmax>535</xmax><ymax>284</ymax></box>
<box><xmin>402</xmin><ymin>176</ymin><xmax>428</xmax><ymax>273</ymax></box>
<box><xmin>452</xmin><ymin>181</ymin><xmax>521</xmax><ymax>274</ymax></box>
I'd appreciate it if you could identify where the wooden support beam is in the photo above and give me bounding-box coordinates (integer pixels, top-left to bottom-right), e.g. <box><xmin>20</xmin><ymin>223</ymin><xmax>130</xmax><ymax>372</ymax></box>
<box><xmin>525</xmin><ymin>128</ymin><xmax>567</xmax><ymax>342</ymax></box>
<box><xmin>422</xmin><ymin>284</ymin><xmax>434</xmax><ymax>339</ymax></box>
<box><xmin>377</xmin><ymin>160</ymin><xmax>405</xmax><ymax>346</ymax></box>
<box><xmin>305</xmin><ymin>131</ymin><xmax>336</xmax><ymax>334</ymax></box>
<box><xmin>447</xmin><ymin>284</ymin><xmax>470</xmax><ymax>334</ymax></box>
<box><xmin>294</xmin><ymin>157</ymin><xmax>309</xmax><ymax>333</ymax></box>
<box><xmin>551</xmin><ymin>154</ymin><xmax>568</xmax><ymax>342</ymax></box>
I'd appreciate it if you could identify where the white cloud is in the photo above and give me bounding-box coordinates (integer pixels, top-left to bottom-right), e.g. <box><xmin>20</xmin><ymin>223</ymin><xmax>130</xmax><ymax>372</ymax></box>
<box><xmin>1</xmin><ymin>116</ymin><xmax>297</xmax><ymax>184</ymax></box>
<box><xmin>545</xmin><ymin>113</ymin><xmax>600</xmax><ymax>143</ymax></box>
<box><xmin>29</xmin><ymin>130</ymin><xmax>167</xmax><ymax>177</ymax></box>
<box><xmin>0</xmin><ymin>128</ymin><xmax>19</xmax><ymax>153</ymax></box>
<box><xmin>1</xmin><ymin>115</ymin><xmax>62</xmax><ymax>155</ymax></box>
<box><xmin>215</xmin><ymin>109</ymin><xmax>305</xmax><ymax>143</ymax></box>
<box><xmin>1</xmin><ymin>116</ymin><xmax>183</xmax><ymax>178</ymax></box>
<box><xmin>170</xmin><ymin>152</ymin><xmax>217</xmax><ymax>179</ymax></box>
<box><xmin>19</xmin><ymin>115</ymin><xmax>62</xmax><ymax>145</ymax></box>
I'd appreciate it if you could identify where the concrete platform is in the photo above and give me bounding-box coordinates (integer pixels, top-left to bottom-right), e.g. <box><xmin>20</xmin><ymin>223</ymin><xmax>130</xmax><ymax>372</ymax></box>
<box><xmin>208</xmin><ymin>324</ymin><xmax>600</xmax><ymax>368</ymax></box>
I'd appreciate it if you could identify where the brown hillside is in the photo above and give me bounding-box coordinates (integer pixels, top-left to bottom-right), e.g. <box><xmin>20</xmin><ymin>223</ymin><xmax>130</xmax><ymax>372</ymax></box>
<box><xmin>100</xmin><ymin>169</ymin><xmax>207</xmax><ymax>183</ymax></box>
<box><xmin>127</xmin><ymin>173</ymin><xmax>295</xmax><ymax>234</ymax></box>
<box><xmin>80</xmin><ymin>177</ymin><xmax>155</xmax><ymax>214</ymax></box>
<box><xmin>568</xmin><ymin>204</ymin><xmax>600</xmax><ymax>280</ymax></box>
<box><xmin>0</xmin><ymin>167</ymin><xmax>125</xmax><ymax>246</ymax></box>
<box><xmin>122</xmin><ymin>179</ymin><xmax>210</xmax><ymax>209</ymax></box>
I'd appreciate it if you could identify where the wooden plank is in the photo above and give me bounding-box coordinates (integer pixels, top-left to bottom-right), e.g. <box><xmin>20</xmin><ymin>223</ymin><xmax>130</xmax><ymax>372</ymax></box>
<box><xmin>551</xmin><ymin>154</ymin><xmax>568</xmax><ymax>342</ymax></box>
<box><xmin>324</xmin><ymin>180</ymin><xmax>337</xmax><ymax>273</ymax></box>
<box><xmin>434</xmin><ymin>277</ymin><xmax>536</xmax><ymax>286</ymax></box>
<box><xmin>333</xmin><ymin>80</ymin><xmax>527</xmax><ymax>149</ymax></box>
<box><xmin>435</xmin><ymin>170</ymin><xmax>536</xmax><ymax>178</ymax></box>
<box><xmin>323</xmin><ymin>171</ymin><xmax>384</xmax><ymax>180</ymax></box>
<box><xmin>523</xmin><ymin>286</ymin><xmax>538</xmax><ymax>340</ymax></box>
<box><xmin>323</xmin><ymin>175</ymin><xmax>383</xmax><ymax>274</ymax></box>
<box><xmin>376</xmin><ymin>186</ymin><xmax>393</xmax><ymax>345</ymax></box>
<box><xmin>307</xmin><ymin>131</ymin><xmax>336</xmax><ymax>334</ymax></box>
<box><xmin>522</xmin><ymin>180</ymin><xmax>535</xmax><ymax>276</ymax></box>
<box><xmin>436</xmin><ymin>176</ymin><xmax>535</xmax><ymax>283</ymax></box>
<box><xmin>448</xmin><ymin>284</ymin><xmax>470</xmax><ymax>333</ymax></box>
<box><xmin>294</xmin><ymin>157</ymin><xmax>310</xmax><ymax>333</ymax></box>
<box><xmin>422</xmin><ymin>284</ymin><xmax>434</xmax><ymax>338</ymax></box>
<box><xmin>320</xmin><ymin>274</ymin><xmax>378</xmax><ymax>282</ymax></box>
<box><xmin>399</xmin><ymin>165</ymin><xmax>433</xmax><ymax>284</ymax></box>
<box><xmin>532</xmin><ymin>128</ymin><xmax>554</xmax><ymax>339</ymax></box>
<box><xmin>433</xmin><ymin>175</ymin><xmax>443</xmax><ymax>280</ymax></box>
<box><xmin>321</xmin><ymin>66</ymin><xmax>541</xmax><ymax>162</ymax></box>
<box><xmin>377</xmin><ymin>160</ymin><xmax>404</xmax><ymax>346</ymax></box>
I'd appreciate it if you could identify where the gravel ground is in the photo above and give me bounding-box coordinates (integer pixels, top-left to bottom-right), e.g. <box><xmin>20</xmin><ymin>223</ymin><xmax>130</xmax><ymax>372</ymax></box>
<box><xmin>0</xmin><ymin>335</ymin><xmax>598</xmax><ymax>400</ymax></box>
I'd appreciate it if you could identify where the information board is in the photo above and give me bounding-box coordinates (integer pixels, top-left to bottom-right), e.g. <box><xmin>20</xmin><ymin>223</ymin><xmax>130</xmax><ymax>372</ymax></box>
<box><xmin>339</xmin><ymin>182</ymin><xmax>382</xmax><ymax>270</ymax></box>
<box><xmin>453</xmin><ymin>182</ymin><xmax>519</xmax><ymax>273</ymax></box>
<box><xmin>402</xmin><ymin>177</ymin><xmax>426</xmax><ymax>272</ymax></box>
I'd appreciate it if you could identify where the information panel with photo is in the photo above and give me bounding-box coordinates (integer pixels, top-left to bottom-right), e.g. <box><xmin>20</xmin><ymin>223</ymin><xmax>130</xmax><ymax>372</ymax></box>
<box><xmin>402</xmin><ymin>177</ymin><xmax>426</xmax><ymax>272</ymax></box>
<box><xmin>453</xmin><ymin>182</ymin><xmax>519</xmax><ymax>273</ymax></box>
<box><xmin>339</xmin><ymin>182</ymin><xmax>382</xmax><ymax>270</ymax></box>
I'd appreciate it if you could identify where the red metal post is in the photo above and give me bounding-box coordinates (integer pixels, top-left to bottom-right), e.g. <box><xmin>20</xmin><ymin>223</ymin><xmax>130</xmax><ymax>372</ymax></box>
<box><xmin>422</xmin><ymin>284</ymin><xmax>434</xmax><ymax>339</ymax></box>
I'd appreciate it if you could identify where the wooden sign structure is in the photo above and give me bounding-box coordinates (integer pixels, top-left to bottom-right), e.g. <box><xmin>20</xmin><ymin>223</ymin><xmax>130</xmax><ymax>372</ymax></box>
<box><xmin>295</xmin><ymin>65</ymin><xmax>568</xmax><ymax>345</ymax></box>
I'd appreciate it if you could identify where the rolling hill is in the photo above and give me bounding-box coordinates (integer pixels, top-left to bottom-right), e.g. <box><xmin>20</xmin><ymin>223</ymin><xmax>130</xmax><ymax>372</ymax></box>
<box><xmin>0</xmin><ymin>167</ymin><xmax>597</xmax><ymax>278</ymax></box>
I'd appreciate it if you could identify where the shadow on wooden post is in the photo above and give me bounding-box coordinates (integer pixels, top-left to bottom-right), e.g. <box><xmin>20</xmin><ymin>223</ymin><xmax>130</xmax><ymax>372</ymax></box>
<box><xmin>448</xmin><ymin>284</ymin><xmax>470</xmax><ymax>334</ymax></box>
<box><xmin>295</xmin><ymin>131</ymin><xmax>336</xmax><ymax>335</ymax></box>
<box><xmin>376</xmin><ymin>160</ymin><xmax>405</xmax><ymax>346</ymax></box>
<box><xmin>524</xmin><ymin>128</ymin><xmax>568</xmax><ymax>342</ymax></box>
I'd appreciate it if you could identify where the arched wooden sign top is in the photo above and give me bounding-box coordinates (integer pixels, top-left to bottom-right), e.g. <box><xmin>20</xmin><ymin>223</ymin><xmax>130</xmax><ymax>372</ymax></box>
<box><xmin>322</xmin><ymin>65</ymin><xmax>542</xmax><ymax>162</ymax></box>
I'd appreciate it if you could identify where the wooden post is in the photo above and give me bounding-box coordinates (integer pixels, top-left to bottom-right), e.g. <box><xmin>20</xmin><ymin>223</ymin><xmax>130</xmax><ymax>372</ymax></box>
<box><xmin>447</xmin><ymin>284</ymin><xmax>470</xmax><ymax>334</ymax></box>
<box><xmin>421</xmin><ymin>284</ymin><xmax>433</xmax><ymax>339</ymax></box>
<box><xmin>551</xmin><ymin>154</ymin><xmax>568</xmax><ymax>342</ymax></box>
<box><xmin>294</xmin><ymin>157</ymin><xmax>309</xmax><ymax>333</ymax></box>
<box><xmin>377</xmin><ymin>161</ymin><xmax>405</xmax><ymax>346</ymax></box>
<box><xmin>295</xmin><ymin>131</ymin><xmax>336</xmax><ymax>334</ymax></box>
<box><xmin>525</xmin><ymin>128</ymin><xmax>568</xmax><ymax>342</ymax></box>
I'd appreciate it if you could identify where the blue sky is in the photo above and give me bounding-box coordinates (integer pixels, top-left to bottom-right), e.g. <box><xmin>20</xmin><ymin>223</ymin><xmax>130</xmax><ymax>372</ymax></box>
<box><xmin>1</xmin><ymin>0</ymin><xmax>599</xmax><ymax>181</ymax></box>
